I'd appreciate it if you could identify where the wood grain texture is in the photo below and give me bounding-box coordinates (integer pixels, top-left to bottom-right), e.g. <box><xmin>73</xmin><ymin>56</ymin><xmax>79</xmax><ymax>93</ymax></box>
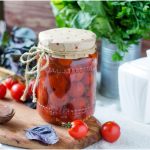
<box><xmin>0</xmin><ymin>67</ymin><xmax>101</xmax><ymax>149</ymax></box>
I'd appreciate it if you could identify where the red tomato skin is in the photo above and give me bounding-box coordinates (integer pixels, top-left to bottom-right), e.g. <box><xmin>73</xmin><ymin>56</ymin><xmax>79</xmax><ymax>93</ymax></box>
<box><xmin>49</xmin><ymin>93</ymin><xmax>69</xmax><ymax>106</ymax></box>
<box><xmin>5</xmin><ymin>77</ymin><xmax>18</xmax><ymax>90</ymax></box>
<box><xmin>10</xmin><ymin>83</ymin><xmax>25</xmax><ymax>102</ymax></box>
<box><xmin>69</xmin><ymin>82</ymin><xmax>84</xmax><ymax>98</ymax></box>
<box><xmin>37</xmin><ymin>85</ymin><xmax>48</xmax><ymax>106</ymax></box>
<box><xmin>101</xmin><ymin>121</ymin><xmax>121</xmax><ymax>143</ymax></box>
<box><xmin>71</xmin><ymin>97</ymin><xmax>86</xmax><ymax>109</ymax></box>
<box><xmin>71</xmin><ymin>72</ymin><xmax>84</xmax><ymax>82</ymax></box>
<box><xmin>68</xmin><ymin>120</ymin><xmax>88</xmax><ymax>139</ymax></box>
<box><xmin>58</xmin><ymin>59</ymin><xmax>72</xmax><ymax>67</ymax></box>
<box><xmin>49</xmin><ymin>74</ymin><xmax>70</xmax><ymax>98</ymax></box>
<box><xmin>0</xmin><ymin>84</ymin><xmax>7</xmax><ymax>99</ymax></box>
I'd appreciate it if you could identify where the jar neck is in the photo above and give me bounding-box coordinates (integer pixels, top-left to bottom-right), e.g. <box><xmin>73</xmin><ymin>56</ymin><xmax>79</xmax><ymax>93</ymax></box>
<box><xmin>38</xmin><ymin>43</ymin><xmax>97</xmax><ymax>59</ymax></box>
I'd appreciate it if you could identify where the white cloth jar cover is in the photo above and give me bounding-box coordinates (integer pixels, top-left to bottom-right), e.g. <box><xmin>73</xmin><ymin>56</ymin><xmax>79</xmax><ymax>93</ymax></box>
<box><xmin>119</xmin><ymin>50</ymin><xmax>150</xmax><ymax>123</ymax></box>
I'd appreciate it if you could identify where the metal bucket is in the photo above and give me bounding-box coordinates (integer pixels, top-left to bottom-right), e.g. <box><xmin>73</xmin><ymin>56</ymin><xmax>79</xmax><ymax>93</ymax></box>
<box><xmin>99</xmin><ymin>38</ymin><xmax>141</xmax><ymax>98</ymax></box>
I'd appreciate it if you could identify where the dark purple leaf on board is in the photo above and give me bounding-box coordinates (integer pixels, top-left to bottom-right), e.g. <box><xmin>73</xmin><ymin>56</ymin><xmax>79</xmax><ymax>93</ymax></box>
<box><xmin>25</xmin><ymin>125</ymin><xmax>59</xmax><ymax>144</ymax></box>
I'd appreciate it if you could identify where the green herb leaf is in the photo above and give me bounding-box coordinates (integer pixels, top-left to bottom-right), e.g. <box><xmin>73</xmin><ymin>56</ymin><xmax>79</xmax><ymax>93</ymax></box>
<box><xmin>112</xmin><ymin>52</ymin><xmax>123</xmax><ymax>61</ymax></box>
<box><xmin>89</xmin><ymin>17</ymin><xmax>112</xmax><ymax>38</ymax></box>
<box><xmin>77</xmin><ymin>0</ymin><xmax>105</xmax><ymax>16</ymax></box>
<box><xmin>72</xmin><ymin>11</ymin><xmax>96</xmax><ymax>29</ymax></box>
<box><xmin>51</xmin><ymin>1</ymin><xmax>150</xmax><ymax>61</ymax></box>
<box><xmin>1</xmin><ymin>31</ymin><xmax>9</xmax><ymax>47</ymax></box>
<box><xmin>55</xmin><ymin>4</ymin><xmax>79</xmax><ymax>27</ymax></box>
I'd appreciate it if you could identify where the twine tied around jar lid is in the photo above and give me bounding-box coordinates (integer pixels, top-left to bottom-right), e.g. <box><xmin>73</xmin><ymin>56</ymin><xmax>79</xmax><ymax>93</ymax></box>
<box><xmin>20</xmin><ymin>28</ymin><xmax>96</xmax><ymax>102</ymax></box>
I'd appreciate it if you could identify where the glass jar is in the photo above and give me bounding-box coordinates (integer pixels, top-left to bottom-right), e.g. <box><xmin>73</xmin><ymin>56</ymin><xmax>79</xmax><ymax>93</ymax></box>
<box><xmin>36</xmin><ymin>28</ymin><xmax>97</xmax><ymax>125</ymax></box>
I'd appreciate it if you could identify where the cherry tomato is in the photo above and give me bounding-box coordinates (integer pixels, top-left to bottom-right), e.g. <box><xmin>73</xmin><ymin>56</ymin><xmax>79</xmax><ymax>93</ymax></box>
<box><xmin>83</xmin><ymin>73</ymin><xmax>94</xmax><ymax>86</ymax></box>
<box><xmin>71</xmin><ymin>72</ymin><xmax>84</xmax><ymax>82</ymax></box>
<box><xmin>10</xmin><ymin>83</ymin><xmax>25</xmax><ymax>102</ymax></box>
<box><xmin>71</xmin><ymin>97</ymin><xmax>86</xmax><ymax>109</ymax></box>
<box><xmin>68</xmin><ymin>120</ymin><xmax>88</xmax><ymax>139</ymax></box>
<box><xmin>37</xmin><ymin>80</ymin><xmax>48</xmax><ymax>106</ymax></box>
<box><xmin>89</xmin><ymin>52</ymin><xmax>97</xmax><ymax>59</ymax></box>
<box><xmin>49</xmin><ymin>93</ymin><xmax>69</xmax><ymax>106</ymax></box>
<box><xmin>49</xmin><ymin>74</ymin><xmax>70</xmax><ymax>98</ymax></box>
<box><xmin>0</xmin><ymin>83</ymin><xmax>7</xmax><ymax>99</ymax></box>
<box><xmin>101</xmin><ymin>121</ymin><xmax>121</xmax><ymax>143</ymax></box>
<box><xmin>69</xmin><ymin>82</ymin><xmax>84</xmax><ymax>98</ymax></box>
<box><xmin>5</xmin><ymin>77</ymin><xmax>18</xmax><ymax>90</ymax></box>
<box><xmin>58</xmin><ymin>59</ymin><xmax>72</xmax><ymax>67</ymax></box>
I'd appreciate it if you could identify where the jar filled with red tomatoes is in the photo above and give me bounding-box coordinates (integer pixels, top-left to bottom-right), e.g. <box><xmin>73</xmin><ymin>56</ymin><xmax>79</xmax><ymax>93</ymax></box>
<box><xmin>37</xmin><ymin>28</ymin><xmax>97</xmax><ymax>125</ymax></box>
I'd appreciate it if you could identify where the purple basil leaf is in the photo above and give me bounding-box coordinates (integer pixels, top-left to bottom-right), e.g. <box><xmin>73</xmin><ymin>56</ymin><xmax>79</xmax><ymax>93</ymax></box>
<box><xmin>25</xmin><ymin>125</ymin><xmax>59</xmax><ymax>144</ymax></box>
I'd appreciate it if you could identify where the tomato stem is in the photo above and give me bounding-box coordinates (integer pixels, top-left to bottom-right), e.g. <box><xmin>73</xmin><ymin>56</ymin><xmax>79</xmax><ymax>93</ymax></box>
<box><xmin>62</xmin><ymin>122</ymin><xmax>72</xmax><ymax>128</ymax></box>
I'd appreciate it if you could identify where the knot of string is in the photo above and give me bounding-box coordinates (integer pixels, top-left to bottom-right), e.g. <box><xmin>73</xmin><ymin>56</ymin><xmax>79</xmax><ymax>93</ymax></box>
<box><xmin>20</xmin><ymin>46</ymin><xmax>50</xmax><ymax>102</ymax></box>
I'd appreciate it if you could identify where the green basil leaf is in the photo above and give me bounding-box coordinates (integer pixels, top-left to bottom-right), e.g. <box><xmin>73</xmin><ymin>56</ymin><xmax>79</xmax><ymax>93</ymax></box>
<box><xmin>72</xmin><ymin>11</ymin><xmax>96</xmax><ymax>29</ymax></box>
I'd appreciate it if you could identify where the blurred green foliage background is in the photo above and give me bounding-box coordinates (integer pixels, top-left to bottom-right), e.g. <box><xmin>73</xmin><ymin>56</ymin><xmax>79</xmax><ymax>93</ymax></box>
<box><xmin>51</xmin><ymin>0</ymin><xmax>150</xmax><ymax>61</ymax></box>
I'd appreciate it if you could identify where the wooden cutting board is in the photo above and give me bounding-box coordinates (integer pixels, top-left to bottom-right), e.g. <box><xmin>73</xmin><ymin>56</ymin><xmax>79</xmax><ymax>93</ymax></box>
<box><xmin>0</xmin><ymin>67</ymin><xmax>101</xmax><ymax>149</ymax></box>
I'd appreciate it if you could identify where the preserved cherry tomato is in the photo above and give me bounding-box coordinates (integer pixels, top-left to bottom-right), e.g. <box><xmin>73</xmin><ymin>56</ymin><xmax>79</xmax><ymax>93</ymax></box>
<box><xmin>68</xmin><ymin>120</ymin><xmax>88</xmax><ymax>139</ymax></box>
<box><xmin>69</xmin><ymin>82</ymin><xmax>84</xmax><ymax>98</ymax></box>
<box><xmin>58</xmin><ymin>59</ymin><xmax>72</xmax><ymax>67</ymax></box>
<box><xmin>49</xmin><ymin>93</ymin><xmax>69</xmax><ymax>106</ymax></box>
<box><xmin>0</xmin><ymin>83</ymin><xmax>7</xmax><ymax>99</ymax></box>
<box><xmin>71</xmin><ymin>72</ymin><xmax>84</xmax><ymax>82</ymax></box>
<box><xmin>5</xmin><ymin>77</ymin><xmax>18</xmax><ymax>90</ymax></box>
<box><xmin>83</xmin><ymin>72</ymin><xmax>94</xmax><ymax>86</ymax></box>
<box><xmin>37</xmin><ymin>82</ymin><xmax>48</xmax><ymax>106</ymax></box>
<box><xmin>101</xmin><ymin>121</ymin><xmax>121</xmax><ymax>143</ymax></box>
<box><xmin>86</xmin><ymin>88</ymin><xmax>95</xmax><ymax>104</ymax></box>
<box><xmin>89</xmin><ymin>52</ymin><xmax>97</xmax><ymax>59</ymax></box>
<box><xmin>49</xmin><ymin>74</ymin><xmax>70</xmax><ymax>98</ymax></box>
<box><xmin>71</xmin><ymin>97</ymin><xmax>86</xmax><ymax>109</ymax></box>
